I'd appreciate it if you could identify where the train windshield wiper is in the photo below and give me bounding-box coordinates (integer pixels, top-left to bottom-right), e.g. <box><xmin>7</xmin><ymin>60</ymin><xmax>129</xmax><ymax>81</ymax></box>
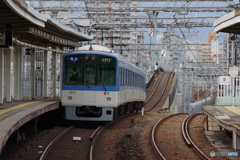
<box><xmin>100</xmin><ymin>82</ymin><xmax>107</xmax><ymax>91</ymax></box>
<box><xmin>102</xmin><ymin>84</ymin><xmax>107</xmax><ymax>91</ymax></box>
<box><xmin>85</xmin><ymin>81</ymin><xmax>90</xmax><ymax>88</ymax></box>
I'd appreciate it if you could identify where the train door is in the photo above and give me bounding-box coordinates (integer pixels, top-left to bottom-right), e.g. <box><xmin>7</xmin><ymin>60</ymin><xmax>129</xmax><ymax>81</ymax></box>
<box><xmin>83</xmin><ymin>63</ymin><xmax>96</xmax><ymax>102</ymax></box>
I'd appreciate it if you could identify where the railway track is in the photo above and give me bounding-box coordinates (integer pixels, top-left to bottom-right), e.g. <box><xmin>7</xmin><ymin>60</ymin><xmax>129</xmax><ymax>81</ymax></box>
<box><xmin>39</xmin><ymin>113</ymin><xmax>139</xmax><ymax>160</ymax></box>
<box><xmin>182</xmin><ymin>113</ymin><xmax>210</xmax><ymax>160</ymax></box>
<box><xmin>144</xmin><ymin>72</ymin><xmax>174</xmax><ymax>112</ymax></box>
<box><xmin>38</xmin><ymin>72</ymin><xmax>171</xmax><ymax>160</ymax></box>
<box><xmin>151</xmin><ymin>113</ymin><xmax>207</xmax><ymax>160</ymax></box>
<box><xmin>193</xmin><ymin>89</ymin><xmax>211</xmax><ymax>101</ymax></box>
<box><xmin>39</xmin><ymin>123</ymin><xmax>103</xmax><ymax>160</ymax></box>
<box><xmin>145</xmin><ymin>72</ymin><xmax>164</xmax><ymax>101</ymax></box>
<box><xmin>90</xmin><ymin>113</ymin><xmax>140</xmax><ymax>160</ymax></box>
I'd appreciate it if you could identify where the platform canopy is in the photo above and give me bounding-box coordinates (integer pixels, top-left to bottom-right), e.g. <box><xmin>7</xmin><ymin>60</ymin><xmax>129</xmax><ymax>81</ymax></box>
<box><xmin>214</xmin><ymin>8</ymin><xmax>240</xmax><ymax>34</ymax></box>
<box><xmin>0</xmin><ymin>0</ymin><xmax>92</xmax><ymax>49</ymax></box>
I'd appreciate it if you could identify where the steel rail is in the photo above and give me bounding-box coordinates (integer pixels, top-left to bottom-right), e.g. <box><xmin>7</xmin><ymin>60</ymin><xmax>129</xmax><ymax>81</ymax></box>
<box><xmin>183</xmin><ymin>113</ymin><xmax>210</xmax><ymax>160</ymax></box>
<box><xmin>89</xmin><ymin>113</ymin><xmax>138</xmax><ymax>160</ymax></box>
<box><xmin>89</xmin><ymin>125</ymin><xmax>103</xmax><ymax>141</ymax></box>
<box><xmin>151</xmin><ymin>113</ymin><xmax>189</xmax><ymax>160</ymax></box>
<box><xmin>39</xmin><ymin>125</ymin><xmax>75</xmax><ymax>160</ymax></box>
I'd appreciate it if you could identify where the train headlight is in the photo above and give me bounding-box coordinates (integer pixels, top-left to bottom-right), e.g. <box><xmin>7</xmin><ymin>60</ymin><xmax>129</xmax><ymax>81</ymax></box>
<box><xmin>68</xmin><ymin>96</ymin><xmax>72</xmax><ymax>100</ymax></box>
<box><xmin>106</xmin><ymin>97</ymin><xmax>111</xmax><ymax>101</ymax></box>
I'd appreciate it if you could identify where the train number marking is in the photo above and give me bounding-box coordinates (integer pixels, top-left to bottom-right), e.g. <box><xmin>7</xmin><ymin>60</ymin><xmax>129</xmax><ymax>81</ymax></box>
<box><xmin>69</xmin><ymin>91</ymin><xmax>76</xmax><ymax>94</ymax></box>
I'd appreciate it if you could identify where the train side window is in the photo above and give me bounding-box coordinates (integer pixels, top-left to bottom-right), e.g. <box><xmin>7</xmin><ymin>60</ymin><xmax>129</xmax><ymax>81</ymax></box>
<box><xmin>127</xmin><ymin>70</ymin><xmax>129</xmax><ymax>87</ymax></box>
<box><xmin>137</xmin><ymin>74</ymin><xmax>139</xmax><ymax>88</ymax></box>
<box><xmin>130</xmin><ymin>71</ymin><xmax>131</xmax><ymax>87</ymax></box>
<box><xmin>133</xmin><ymin>72</ymin><xmax>134</xmax><ymax>87</ymax></box>
<box><xmin>136</xmin><ymin>73</ymin><xmax>138</xmax><ymax>88</ymax></box>
<box><xmin>123</xmin><ymin>68</ymin><xmax>125</xmax><ymax>87</ymax></box>
<box><xmin>129</xmin><ymin>70</ymin><xmax>131</xmax><ymax>87</ymax></box>
<box><xmin>138</xmin><ymin>75</ymin><xmax>140</xmax><ymax>88</ymax></box>
<box><xmin>125</xmin><ymin>69</ymin><xmax>127</xmax><ymax>87</ymax></box>
<box><xmin>132</xmin><ymin>72</ymin><xmax>134</xmax><ymax>88</ymax></box>
<box><xmin>139</xmin><ymin>75</ymin><xmax>141</xmax><ymax>89</ymax></box>
<box><xmin>142</xmin><ymin>76</ymin><xmax>144</xmax><ymax>89</ymax></box>
<box><xmin>121</xmin><ymin>68</ymin><xmax>124</xmax><ymax>86</ymax></box>
<box><xmin>119</xmin><ymin>68</ymin><xmax>121</xmax><ymax>86</ymax></box>
<box><xmin>120</xmin><ymin>68</ymin><xmax>122</xmax><ymax>86</ymax></box>
<box><xmin>120</xmin><ymin>67</ymin><xmax>123</xmax><ymax>87</ymax></box>
<box><xmin>140</xmin><ymin>75</ymin><xmax>142</xmax><ymax>88</ymax></box>
<box><xmin>130</xmin><ymin>71</ymin><xmax>132</xmax><ymax>87</ymax></box>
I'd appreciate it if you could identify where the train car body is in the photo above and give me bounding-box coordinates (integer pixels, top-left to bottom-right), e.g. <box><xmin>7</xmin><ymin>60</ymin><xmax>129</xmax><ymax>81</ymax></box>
<box><xmin>61</xmin><ymin>45</ymin><xmax>146</xmax><ymax>121</ymax></box>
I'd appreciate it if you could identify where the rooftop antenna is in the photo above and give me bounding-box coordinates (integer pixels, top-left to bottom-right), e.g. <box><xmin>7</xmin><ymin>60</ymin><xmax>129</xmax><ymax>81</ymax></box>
<box><xmin>89</xmin><ymin>41</ymin><xmax>93</xmax><ymax>51</ymax></box>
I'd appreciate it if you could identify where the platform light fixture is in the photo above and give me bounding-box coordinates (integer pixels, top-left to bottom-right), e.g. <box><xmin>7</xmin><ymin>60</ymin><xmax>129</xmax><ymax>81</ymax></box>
<box><xmin>230</xmin><ymin>35</ymin><xmax>236</xmax><ymax>41</ymax></box>
<box><xmin>25</xmin><ymin>48</ymin><xmax>31</xmax><ymax>55</ymax></box>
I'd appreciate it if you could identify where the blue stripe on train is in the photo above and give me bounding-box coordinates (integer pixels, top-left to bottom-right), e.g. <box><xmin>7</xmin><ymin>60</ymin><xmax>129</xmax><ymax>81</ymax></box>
<box><xmin>62</xmin><ymin>85</ymin><xmax>119</xmax><ymax>91</ymax></box>
<box><xmin>62</xmin><ymin>85</ymin><xmax>145</xmax><ymax>92</ymax></box>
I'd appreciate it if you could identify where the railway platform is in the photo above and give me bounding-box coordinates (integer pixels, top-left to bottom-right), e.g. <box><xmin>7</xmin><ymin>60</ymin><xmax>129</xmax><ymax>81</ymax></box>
<box><xmin>204</xmin><ymin>105</ymin><xmax>240</xmax><ymax>152</ymax></box>
<box><xmin>202</xmin><ymin>75</ymin><xmax>240</xmax><ymax>152</ymax></box>
<box><xmin>0</xmin><ymin>98</ymin><xmax>60</xmax><ymax>155</ymax></box>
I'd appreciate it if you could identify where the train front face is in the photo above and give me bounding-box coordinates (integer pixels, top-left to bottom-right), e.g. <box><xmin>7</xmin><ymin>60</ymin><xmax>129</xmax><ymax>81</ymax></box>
<box><xmin>61</xmin><ymin>52</ymin><xmax>119</xmax><ymax>121</ymax></box>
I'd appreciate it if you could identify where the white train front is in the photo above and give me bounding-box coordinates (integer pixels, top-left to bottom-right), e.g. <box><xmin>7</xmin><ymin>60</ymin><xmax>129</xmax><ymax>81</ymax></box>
<box><xmin>61</xmin><ymin>45</ymin><xmax>146</xmax><ymax>121</ymax></box>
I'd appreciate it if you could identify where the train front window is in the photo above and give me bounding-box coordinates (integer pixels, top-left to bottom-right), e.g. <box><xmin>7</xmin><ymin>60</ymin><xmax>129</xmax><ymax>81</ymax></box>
<box><xmin>98</xmin><ymin>56</ymin><xmax>116</xmax><ymax>86</ymax></box>
<box><xmin>64</xmin><ymin>56</ymin><xmax>82</xmax><ymax>85</ymax></box>
<box><xmin>84</xmin><ymin>64</ymin><xmax>96</xmax><ymax>85</ymax></box>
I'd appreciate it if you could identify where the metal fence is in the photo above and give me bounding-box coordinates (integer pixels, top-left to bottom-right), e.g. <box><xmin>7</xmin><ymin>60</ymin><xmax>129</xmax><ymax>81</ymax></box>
<box><xmin>216</xmin><ymin>76</ymin><xmax>240</xmax><ymax>106</ymax></box>
<box><xmin>22</xmin><ymin>80</ymin><xmax>60</xmax><ymax>98</ymax></box>
<box><xmin>217</xmin><ymin>76</ymin><xmax>240</xmax><ymax>97</ymax></box>
<box><xmin>21</xmin><ymin>50</ymin><xmax>61</xmax><ymax>98</ymax></box>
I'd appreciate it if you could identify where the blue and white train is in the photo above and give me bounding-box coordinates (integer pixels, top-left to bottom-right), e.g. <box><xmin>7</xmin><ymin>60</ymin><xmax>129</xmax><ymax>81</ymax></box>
<box><xmin>61</xmin><ymin>45</ymin><xmax>146</xmax><ymax>121</ymax></box>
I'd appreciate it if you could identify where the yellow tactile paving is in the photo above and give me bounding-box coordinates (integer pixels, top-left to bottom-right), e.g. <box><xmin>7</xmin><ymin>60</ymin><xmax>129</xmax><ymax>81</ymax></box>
<box><xmin>0</xmin><ymin>100</ymin><xmax>60</xmax><ymax>155</ymax></box>
<box><xmin>0</xmin><ymin>98</ymin><xmax>60</xmax><ymax>115</ymax></box>
<box><xmin>225</xmin><ymin>106</ymin><xmax>240</xmax><ymax>115</ymax></box>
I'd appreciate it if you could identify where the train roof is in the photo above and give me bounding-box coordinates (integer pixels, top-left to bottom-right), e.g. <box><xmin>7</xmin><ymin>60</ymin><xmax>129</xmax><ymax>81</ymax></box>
<box><xmin>77</xmin><ymin>45</ymin><xmax>114</xmax><ymax>53</ymax></box>
<box><xmin>65</xmin><ymin>45</ymin><xmax>145</xmax><ymax>76</ymax></box>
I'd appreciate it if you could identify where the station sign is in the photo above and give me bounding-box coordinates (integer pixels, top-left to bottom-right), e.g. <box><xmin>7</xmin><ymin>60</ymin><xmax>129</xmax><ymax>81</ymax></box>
<box><xmin>218</xmin><ymin>76</ymin><xmax>230</xmax><ymax>85</ymax></box>
<box><xmin>161</xmin><ymin>49</ymin><xmax>166</xmax><ymax>56</ymax></box>
<box><xmin>35</xmin><ymin>70</ymin><xmax>42</xmax><ymax>77</ymax></box>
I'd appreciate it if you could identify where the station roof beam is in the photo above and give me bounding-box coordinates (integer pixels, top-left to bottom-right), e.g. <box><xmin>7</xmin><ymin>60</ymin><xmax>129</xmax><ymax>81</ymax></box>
<box><xmin>214</xmin><ymin>9</ymin><xmax>240</xmax><ymax>34</ymax></box>
<box><xmin>0</xmin><ymin>0</ymin><xmax>92</xmax><ymax>49</ymax></box>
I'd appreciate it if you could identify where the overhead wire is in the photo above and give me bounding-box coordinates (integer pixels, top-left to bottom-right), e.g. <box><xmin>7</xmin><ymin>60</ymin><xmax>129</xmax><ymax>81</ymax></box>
<box><xmin>171</xmin><ymin>1</ymin><xmax>227</xmax><ymax>92</ymax></box>
<box><xmin>83</xmin><ymin>1</ymin><xmax>129</xmax><ymax>54</ymax></box>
